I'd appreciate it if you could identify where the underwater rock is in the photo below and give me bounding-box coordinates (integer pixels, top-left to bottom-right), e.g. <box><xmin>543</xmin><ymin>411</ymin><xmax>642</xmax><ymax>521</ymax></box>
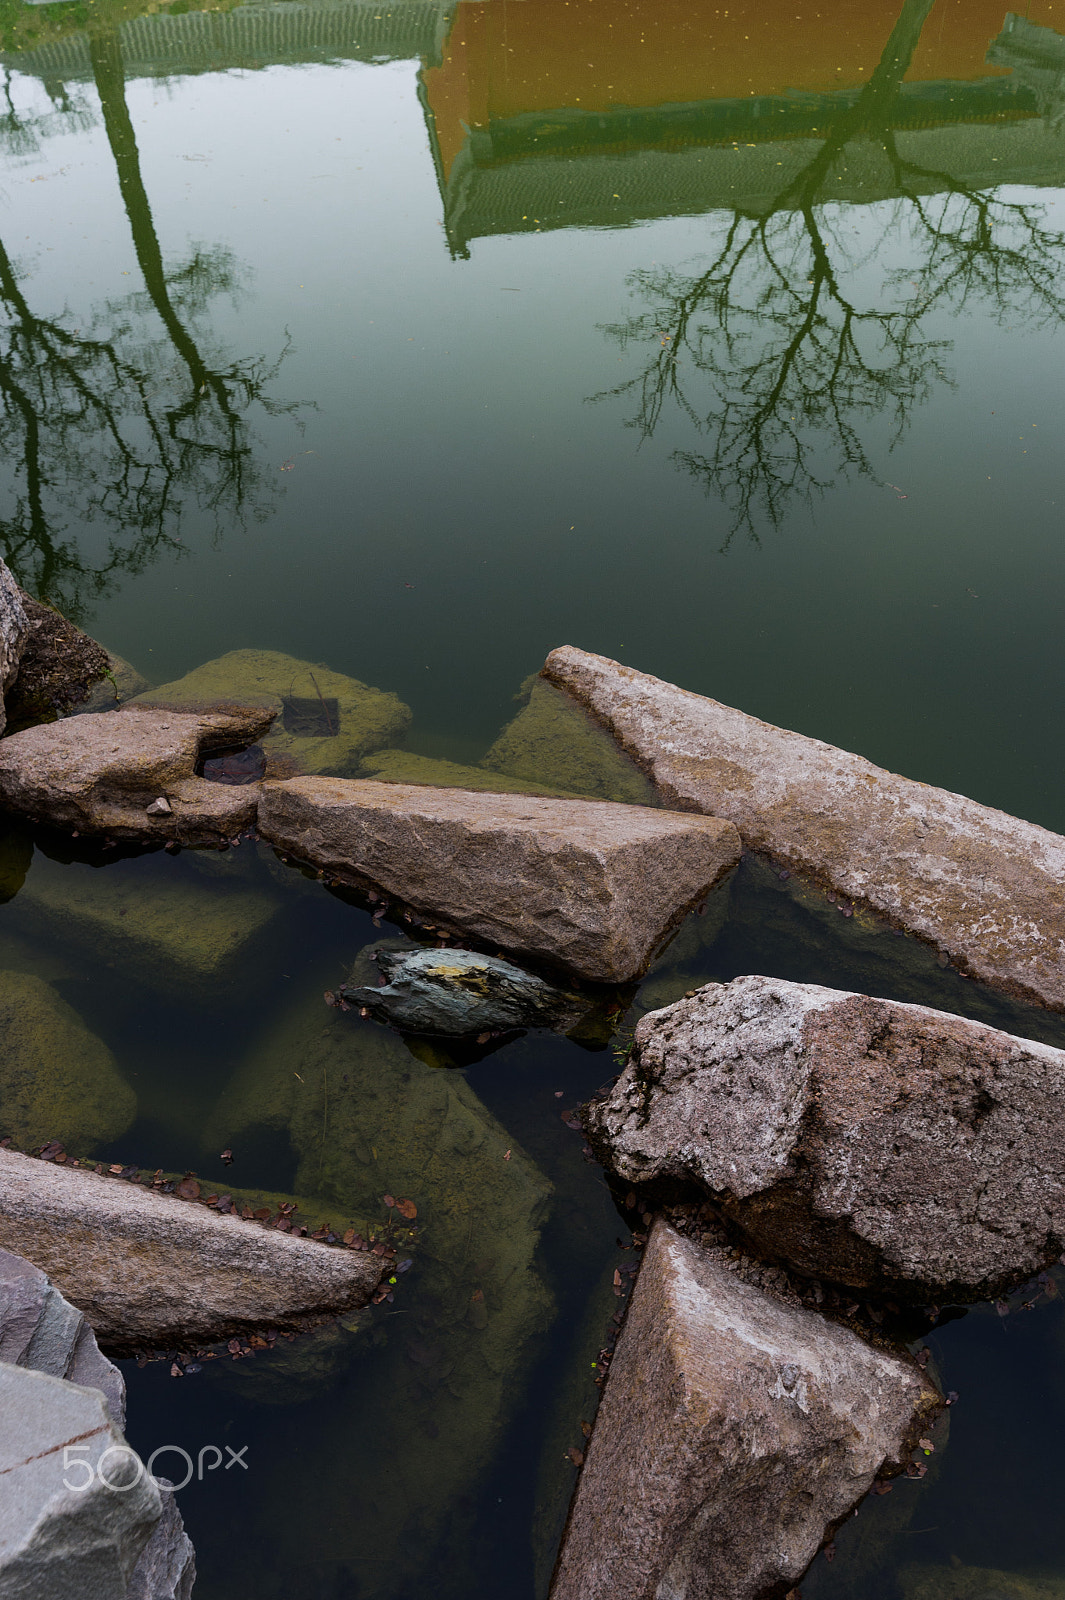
<box><xmin>588</xmin><ymin>974</ymin><xmax>1065</xmax><ymax>1302</ymax></box>
<box><xmin>133</xmin><ymin>648</ymin><xmax>410</xmax><ymax>777</ymax></box>
<box><xmin>901</xmin><ymin>1564</ymin><xmax>1065</xmax><ymax>1599</ymax></box>
<box><xmin>205</xmin><ymin>997</ymin><xmax>554</xmax><ymax>1593</ymax></box>
<box><xmin>0</xmin><ymin>970</ymin><xmax>135</xmax><ymax>1152</ymax></box>
<box><xmin>18</xmin><ymin>853</ymin><xmax>281</xmax><ymax>991</ymax></box>
<box><xmin>0</xmin><ymin>704</ymin><xmax>273</xmax><ymax>843</ymax></box>
<box><xmin>4</xmin><ymin>593</ymin><xmax>111</xmax><ymax>726</ymax></box>
<box><xmin>75</xmin><ymin>649</ymin><xmax>153</xmax><ymax>715</ymax></box>
<box><xmin>0</xmin><ymin>1245</ymin><xmax>125</xmax><ymax>1427</ymax></box>
<box><xmin>481</xmin><ymin>676</ymin><xmax>657</xmax><ymax>803</ymax></box>
<box><xmin>359</xmin><ymin>746</ymin><xmax>579</xmax><ymax>795</ymax></box>
<box><xmin>258</xmin><ymin>777</ymin><xmax>741</xmax><ymax>983</ymax></box>
<box><xmin>544</xmin><ymin>646</ymin><xmax>1065</xmax><ymax>1013</ymax></box>
<box><xmin>0</xmin><ymin>1364</ymin><xmax>163</xmax><ymax>1599</ymax></box>
<box><xmin>0</xmin><ymin>559</ymin><xmax>30</xmax><ymax>735</ymax></box>
<box><xmin>0</xmin><ymin>1148</ymin><xmax>385</xmax><ymax>1354</ymax></box>
<box><xmin>338</xmin><ymin>944</ymin><xmax>590</xmax><ymax>1036</ymax></box>
<box><xmin>551</xmin><ymin>1221</ymin><xmax>939</xmax><ymax>1600</ymax></box>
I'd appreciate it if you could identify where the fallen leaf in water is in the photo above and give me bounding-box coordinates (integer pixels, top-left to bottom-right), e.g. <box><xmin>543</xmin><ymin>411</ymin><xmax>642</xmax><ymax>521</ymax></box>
<box><xmin>383</xmin><ymin>1194</ymin><xmax>395</xmax><ymax>1208</ymax></box>
<box><xmin>613</xmin><ymin>1269</ymin><xmax>622</xmax><ymax>1287</ymax></box>
<box><xmin>471</xmin><ymin>1289</ymin><xmax>484</xmax><ymax>1303</ymax></box>
<box><xmin>918</xmin><ymin>1438</ymin><xmax>934</xmax><ymax>1454</ymax></box>
<box><xmin>476</xmin><ymin>1032</ymin><xmax>491</xmax><ymax>1045</ymax></box>
<box><xmin>823</xmin><ymin>1542</ymin><xmax>835</xmax><ymax>1563</ymax></box>
<box><xmin>503</xmin><ymin>1149</ymin><xmax>512</xmax><ymax>1160</ymax></box>
<box><xmin>995</xmin><ymin>1299</ymin><xmax>1010</xmax><ymax>1317</ymax></box>
<box><xmin>110</xmin><ymin>1163</ymin><xmax>125</xmax><ymax>1175</ymax></box>
<box><xmin>872</xmin><ymin>1480</ymin><xmax>893</xmax><ymax>1495</ymax></box>
<box><xmin>580</xmin><ymin>1421</ymin><xmax>592</xmax><ymax>1438</ymax></box>
<box><xmin>176</xmin><ymin>1177</ymin><xmax>201</xmax><ymax>1201</ymax></box>
<box><xmin>566</xmin><ymin>1447</ymin><xmax>584</xmax><ymax>1467</ymax></box>
<box><xmin>946</xmin><ymin>1390</ymin><xmax>959</xmax><ymax>1406</ymax></box>
<box><xmin>343</xmin><ymin>1229</ymin><xmax>356</xmax><ymax>1245</ymax></box>
<box><xmin>396</xmin><ymin>1198</ymin><xmax>417</xmax><ymax>1220</ymax></box>
<box><xmin>625</xmin><ymin>1192</ymin><xmax>637</xmax><ymax>1208</ymax></box>
<box><xmin>170</xmin><ymin>1363</ymin><xmax>183</xmax><ymax>1378</ymax></box>
<box><xmin>220</xmin><ymin>1149</ymin><xmax>234</xmax><ymax>1166</ymax></box>
<box><xmin>253</xmin><ymin>1207</ymin><xmax>271</xmax><ymax>1220</ymax></box>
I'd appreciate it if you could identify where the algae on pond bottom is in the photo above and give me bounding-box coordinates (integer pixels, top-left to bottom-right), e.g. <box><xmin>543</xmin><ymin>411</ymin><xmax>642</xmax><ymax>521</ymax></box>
<box><xmin>0</xmin><ymin>970</ymin><xmax>135</xmax><ymax>1151</ymax></box>
<box><xmin>900</xmin><ymin>1564</ymin><xmax>1065</xmax><ymax>1599</ymax></box>
<box><xmin>203</xmin><ymin>992</ymin><xmax>554</xmax><ymax>1595</ymax></box>
<box><xmin>133</xmin><ymin>648</ymin><xmax>410</xmax><ymax>777</ymax></box>
<box><xmin>481</xmin><ymin>677</ymin><xmax>657</xmax><ymax>804</ymax></box>
<box><xmin>16</xmin><ymin>854</ymin><xmax>282</xmax><ymax>990</ymax></box>
<box><xmin>359</xmin><ymin>746</ymin><xmax>582</xmax><ymax>796</ymax></box>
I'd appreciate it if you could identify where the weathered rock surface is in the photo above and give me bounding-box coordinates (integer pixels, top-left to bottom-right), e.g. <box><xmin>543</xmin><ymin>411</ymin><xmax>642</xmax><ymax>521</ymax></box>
<box><xmin>0</xmin><ymin>1246</ymin><xmax>125</xmax><ymax>1426</ymax></box>
<box><xmin>0</xmin><ymin>559</ymin><xmax>30</xmax><ymax>734</ymax></box>
<box><xmin>0</xmin><ymin>1149</ymin><xmax>385</xmax><ymax>1354</ymax></box>
<box><xmin>338</xmin><ymin>943</ymin><xmax>590</xmax><ymax>1035</ymax></box>
<box><xmin>543</xmin><ymin>647</ymin><xmax>1065</xmax><ymax>1012</ymax></box>
<box><xmin>4</xmin><ymin>594</ymin><xmax>111</xmax><ymax>726</ymax></box>
<box><xmin>127</xmin><ymin>1489</ymin><xmax>195</xmax><ymax>1600</ymax></box>
<box><xmin>133</xmin><ymin>649</ymin><xmax>410</xmax><ymax>777</ymax></box>
<box><xmin>0</xmin><ymin>705</ymin><xmax>274</xmax><ymax>843</ymax></box>
<box><xmin>550</xmin><ymin>1221</ymin><xmax>939</xmax><ymax>1600</ymax></box>
<box><xmin>0</xmin><ymin>971</ymin><xmax>136</xmax><ymax>1152</ymax></box>
<box><xmin>588</xmin><ymin>974</ymin><xmax>1065</xmax><ymax>1301</ymax></box>
<box><xmin>258</xmin><ymin>778</ymin><xmax>741</xmax><ymax>983</ymax></box>
<box><xmin>481</xmin><ymin>676</ymin><xmax>657</xmax><ymax>804</ymax></box>
<box><xmin>0</xmin><ymin>1364</ymin><xmax>163</xmax><ymax>1599</ymax></box>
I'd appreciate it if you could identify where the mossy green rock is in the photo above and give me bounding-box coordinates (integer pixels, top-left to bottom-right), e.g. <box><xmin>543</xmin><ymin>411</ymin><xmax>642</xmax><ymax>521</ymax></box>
<box><xmin>204</xmin><ymin>992</ymin><xmax>554</xmax><ymax>1592</ymax></box>
<box><xmin>481</xmin><ymin>677</ymin><xmax>657</xmax><ymax>804</ymax></box>
<box><xmin>0</xmin><ymin>971</ymin><xmax>135</xmax><ymax>1151</ymax></box>
<box><xmin>18</xmin><ymin>854</ymin><xmax>281</xmax><ymax>989</ymax></box>
<box><xmin>132</xmin><ymin>648</ymin><xmax>410</xmax><ymax>777</ymax></box>
<box><xmin>359</xmin><ymin>747</ymin><xmax>579</xmax><ymax>797</ymax></box>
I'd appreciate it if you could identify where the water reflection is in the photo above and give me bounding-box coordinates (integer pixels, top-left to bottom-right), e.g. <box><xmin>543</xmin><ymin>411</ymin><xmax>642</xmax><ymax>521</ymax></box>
<box><xmin>0</xmin><ymin>28</ymin><xmax>299</xmax><ymax>620</ymax></box>
<box><xmin>592</xmin><ymin>0</ymin><xmax>1065</xmax><ymax>540</ymax></box>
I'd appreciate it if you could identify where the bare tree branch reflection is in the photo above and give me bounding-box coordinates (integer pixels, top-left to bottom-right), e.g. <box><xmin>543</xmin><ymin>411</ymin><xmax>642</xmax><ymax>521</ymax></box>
<box><xmin>0</xmin><ymin>33</ymin><xmax>303</xmax><ymax>619</ymax></box>
<box><xmin>594</xmin><ymin>0</ymin><xmax>1065</xmax><ymax>544</ymax></box>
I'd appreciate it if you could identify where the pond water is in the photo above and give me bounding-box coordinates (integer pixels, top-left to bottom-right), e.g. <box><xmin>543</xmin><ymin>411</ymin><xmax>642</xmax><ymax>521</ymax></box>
<box><xmin>2</xmin><ymin>0</ymin><xmax>1065</xmax><ymax>1593</ymax></box>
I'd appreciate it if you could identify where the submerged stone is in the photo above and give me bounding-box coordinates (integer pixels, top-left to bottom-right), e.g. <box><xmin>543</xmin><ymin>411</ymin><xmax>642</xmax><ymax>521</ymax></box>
<box><xmin>0</xmin><ymin>1148</ymin><xmax>385</xmax><ymax>1354</ymax></box>
<box><xmin>359</xmin><ymin>746</ymin><xmax>579</xmax><ymax>796</ymax></box>
<box><xmin>339</xmin><ymin>943</ymin><xmax>590</xmax><ymax>1036</ymax></box>
<box><xmin>589</xmin><ymin>974</ymin><xmax>1065</xmax><ymax>1302</ymax></box>
<box><xmin>0</xmin><ymin>971</ymin><xmax>135</xmax><ymax>1152</ymax></box>
<box><xmin>18</xmin><ymin>853</ymin><xmax>281</xmax><ymax>990</ymax></box>
<box><xmin>551</xmin><ymin>1221</ymin><xmax>939</xmax><ymax>1600</ymax></box>
<box><xmin>258</xmin><ymin>777</ymin><xmax>741</xmax><ymax>982</ymax></box>
<box><xmin>544</xmin><ymin>646</ymin><xmax>1065</xmax><ymax>1012</ymax></box>
<box><xmin>901</xmin><ymin>1565</ymin><xmax>1065</xmax><ymax>1600</ymax></box>
<box><xmin>481</xmin><ymin>676</ymin><xmax>657</xmax><ymax>803</ymax></box>
<box><xmin>133</xmin><ymin>648</ymin><xmax>411</xmax><ymax>777</ymax></box>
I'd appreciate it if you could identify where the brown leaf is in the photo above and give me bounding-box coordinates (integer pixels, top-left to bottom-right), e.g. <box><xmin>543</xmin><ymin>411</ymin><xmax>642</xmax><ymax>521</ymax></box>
<box><xmin>823</xmin><ymin>1542</ymin><xmax>835</xmax><ymax>1563</ymax></box>
<box><xmin>170</xmin><ymin>1362</ymin><xmax>183</xmax><ymax>1378</ymax></box>
<box><xmin>476</xmin><ymin>1032</ymin><xmax>491</xmax><ymax>1045</ymax></box>
<box><xmin>471</xmin><ymin>1289</ymin><xmax>484</xmax><ymax>1303</ymax></box>
<box><xmin>580</xmin><ymin>1421</ymin><xmax>592</xmax><ymax>1439</ymax></box>
<box><xmin>343</xmin><ymin>1228</ymin><xmax>356</xmax><ymax>1245</ymax></box>
<box><xmin>220</xmin><ymin>1149</ymin><xmax>234</xmax><ymax>1166</ymax></box>
<box><xmin>503</xmin><ymin>1149</ymin><xmax>512</xmax><ymax>1161</ymax></box>
<box><xmin>396</xmin><ymin>1198</ymin><xmax>417</xmax><ymax>1220</ymax></box>
<box><xmin>613</xmin><ymin>1269</ymin><xmax>622</xmax><ymax>1287</ymax></box>
<box><xmin>918</xmin><ymin>1438</ymin><xmax>934</xmax><ymax>1453</ymax></box>
<box><xmin>565</xmin><ymin>1447</ymin><xmax>584</xmax><ymax>1467</ymax></box>
<box><xmin>253</xmin><ymin>1207</ymin><xmax>272</xmax><ymax>1220</ymax></box>
<box><xmin>176</xmin><ymin>1177</ymin><xmax>201</xmax><ymax>1201</ymax></box>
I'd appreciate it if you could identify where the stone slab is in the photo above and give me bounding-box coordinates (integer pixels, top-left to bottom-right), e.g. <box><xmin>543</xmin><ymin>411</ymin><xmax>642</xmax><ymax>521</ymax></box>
<box><xmin>544</xmin><ymin>647</ymin><xmax>1065</xmax><ymax>1011</ymax></box>
<box><xmin>0</xmin><ymin>1149</ymin><xmax>385</xmax><ymax>1354</ymax></box>
<box><xmin>258</xmin><ymin>777</ymin><xmax>741</xmax><ymax>983</ymax></box>
<box><xmin>550</xmin><ymin>1221</ymin><xmax>939</xmax><ymax>1600</ymax></box>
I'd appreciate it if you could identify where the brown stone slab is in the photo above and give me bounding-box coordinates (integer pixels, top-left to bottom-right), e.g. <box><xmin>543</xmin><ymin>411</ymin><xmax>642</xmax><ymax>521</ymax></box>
<box><xmin>257</xmin><ymin>777</ymin><xmax>741</xmax><ymax>983</ymax></box>
<box><xmin>551</xmin><ymin>1221</ymin><xmax>938</xmax><ymax>1600</ymax></box>
<box><xmin>544</xmin><ymin>647</ymin><xmax>1065</xmax><ymax>1010</ymax></box>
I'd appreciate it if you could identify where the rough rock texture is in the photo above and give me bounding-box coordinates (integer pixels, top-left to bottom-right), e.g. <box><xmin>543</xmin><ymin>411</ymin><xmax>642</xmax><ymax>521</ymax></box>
<box><xmin>551</xmin><ymin>1221</ymin><xmax>939</xmax><ymax>1600</ymax></box>
<box><xmin>543</xmin><ymin>646</ymin><xmax>1065</xmax><ymax>1011</ymax></box>
<box><xmin>0</xmin><ymin>705</ymin><xmax>274</xmax><ymax>843</ymax></box>
<box><xmin>0</xmin><ymin>559</ymin><xmax>30</xmax><ymax>733</ymax></box>
<box><xmin>0</xmin><ymin>971</ymin><xmax>136</xmax><ymax>1152</ymax></box>
<box><xmin>132</xmin><ymin>648</ymin><xmax>410</xmax><ymax>777</ymax></box>
<box><xmin>126</xmin><ymin>1490</ymin><xmax>195</xmax><ymax>1600</ymax></box>
<box><xmin>258</xmin><ymin>778</ymin><xmax>741</xmax><ymax>983</ymax></box>
<box><xmin>0</xmin><ymin>1148</ymin><xmax>385</xmax><ymax>1354</ymax></box>
<box><xmin>338</xmin><ymin>944</ymin><xmax>590</xmax><ymax>1035</ymax></box>
<box><xmin>0</xmin><ymin>1246</ymin><xmax>125</xmax><ymax>1427</ymax></box>
<box><xmin>4</xmin><ymin>594</ymin><xmax>111</xmax><ymax>725</ymax></box>
<box><xmin>0</xmin><ymin>1364</ymin><xmax>162</xmax><ymax>1599</ymax></box>
<box><xmin>481</xmin><ymin>676</ymin><xmax>657</xmax><ymax>804</ymax></box>
<box><xmin>588</xmin><ymin>974</ymin><xmax>1065</xmax><ymax>1301</ymax></box>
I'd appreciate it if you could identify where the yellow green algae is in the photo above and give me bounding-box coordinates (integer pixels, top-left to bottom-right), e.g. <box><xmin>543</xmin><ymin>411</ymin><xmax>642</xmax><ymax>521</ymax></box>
<box><xmin>358</xmin><ymin>747</ymin><xmax>583</xmax><ymax>797</ymax></box>
<box><xmin>16</xmin><ymin>853</ymin><xmax>282</xmax><ymax>990</ymax></box>
<box><xmin>900</xmin><ymin>1567</ymin><xmax>1064</xmax><ymax>1600</ymax></box>
<box><xmin>203</xmin><ymin>989</ymin><xmax>555</xmax><ymax>1593</ymax></box>
<box><xmin>132</xmin><ymin>648</ymin><xmax>411</xmax><ymax>777</ymax></box>
<box><xmin>0</xmin><ymin>971</ymin><xmax>135</xmax><ymax>1151</ymax></box>
<box><xmin>480</xmin><ymin>677</ymin><xmax>658</xmax><ymax>804</ymax></box>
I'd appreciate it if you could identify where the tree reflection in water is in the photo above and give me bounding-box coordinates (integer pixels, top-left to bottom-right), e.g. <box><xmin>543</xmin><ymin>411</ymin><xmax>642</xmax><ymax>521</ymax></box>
<box><xmin>0</xmin><ymin>33</ymin><xmax>301</xmax><ymax>620</ymax></box>
<box><xmin>595</xmin><ymin>0</ymin><xmax>1065</xmax><ymax>544</ymax></box>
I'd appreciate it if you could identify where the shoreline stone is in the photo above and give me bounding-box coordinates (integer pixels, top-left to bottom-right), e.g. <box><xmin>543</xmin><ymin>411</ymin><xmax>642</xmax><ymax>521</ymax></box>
<box><xmin>258</xmin><ymin>777</ymin><xmax>741</xmax><ymax>983</ymax></box>
<box><xmin>0</xmin><ymin>704</ymin><xmax>274</xmax><ymax>843</ymax></box>
<box><xmin>5</xmin><ymin>593</ymin><xmax>112</xmax><ymax>726</ymax></box>
<box><xmin>0</xmin><ymin>1149</ymin><xmax>385</xmax><ymax>1354</ymax></box>
<box><xmin>0</xmin><ymin>560</ymin><xmax>30</xmax><ymax>735</ymax></box>
<box><xmin>543</xmin><ymin>647</ymin><xmax>1065</xmax><ymax>1012</ymax></box>
<box><xmin>550</xmin><ymin>1221</ymin><xmax>940</xmax><ymax>1600</ymax></box>
<box><xmin>588</xmin><ymin>974</ymin><xmax>1065</xmax><ymax>1302</ymax></box>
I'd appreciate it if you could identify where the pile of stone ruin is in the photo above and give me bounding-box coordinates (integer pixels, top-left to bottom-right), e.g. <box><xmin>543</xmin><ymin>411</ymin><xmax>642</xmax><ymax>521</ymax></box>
<box><xmin>2</xmin><ymin>557</ymin><xmax>1065</xmax><ymax>1600</ymax></box>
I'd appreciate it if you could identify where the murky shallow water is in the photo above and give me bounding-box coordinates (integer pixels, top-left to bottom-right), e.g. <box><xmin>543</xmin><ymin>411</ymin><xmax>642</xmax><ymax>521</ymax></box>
<box><xmin>3</xmin><ymin>0</ymin><xmax>1065</xmax><ymax>1592</ymax></box>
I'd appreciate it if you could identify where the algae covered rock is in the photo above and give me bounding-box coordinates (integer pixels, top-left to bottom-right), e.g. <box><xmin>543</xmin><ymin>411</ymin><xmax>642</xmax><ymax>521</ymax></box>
<box><xmin>339</xmin><ymin>943</ymin><xmax>591</xmax><ymax>1036</ymax></box>
<box><xmin>205</xmin><ymin>993</ymin><xmax>554</xmax><ymax>1592</ymax></box>
<box><xmin>0</xmin><ymin>971</ymin><xmax>135</xmax><ymax>1152</ymax></box>
<box><xmin>481</xmin><ymin>676</ymin><xmax>656</xmax><ymax>804</ymax></box>
<box><xmin>359</xmin><ymin>746</ymin><xmax>578</xmax><ymax>796</ymax></box>
<box><xmin>134</xmin><ymin>649</ymin><xmax>410</xmax><ymax>777</ymax></box>
<box><xmin>901</xmin><ymin>1566</ymin><xmax>1065</xmax><ymax>1600</ymax></box>
<box><xmin>18</xmin><ymin>853</ymin><xmax>281</xmax><ymax>991</ymax></box>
